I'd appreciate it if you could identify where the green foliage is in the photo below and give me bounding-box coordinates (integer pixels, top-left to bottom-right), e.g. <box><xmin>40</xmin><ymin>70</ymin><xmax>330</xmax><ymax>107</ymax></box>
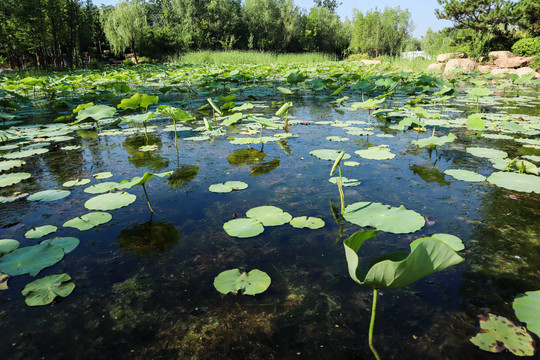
<box><xmin>512</xmin><ymin>37</ymin><xmax>540</xmax><ymax>57</ymax></box>
<box><xmin>214</xmin><ymin>269</ymin><xmax>271</xmax><ymax>295</ymax></box>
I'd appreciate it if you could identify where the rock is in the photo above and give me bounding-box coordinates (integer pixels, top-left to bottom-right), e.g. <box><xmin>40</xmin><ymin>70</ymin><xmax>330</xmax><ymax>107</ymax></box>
<box><xmin>491</xmin><ymin>68</ymin><xmax>518</xmax><ymax>77</ymax></box>
<box><xmin>494</xmin><ymin>56</ymin><xmax>535</xmax><ymax>68</ymax></box>
<box><xmin>0</xmin><ymin>69</ymin><xmax>15</xmax><ymax>74</ymax></box>
<box><xmin>478</xmin><ymin>56</ymin><xmax>488</xmax><ymax>63</ymax></box>
<box><xmin>515</xmin><ymin>67</ymin><xmax>540</xmax><ymax>78</ymax></box>
<box><xmin>359</xmin><ymin>59</ymin><xmax>381</xmax><ymax>65</ymax></box>
<box><xmin>478</xmin><ymin>65</ymin><xmax>495</xmax><ymax>72</ymax></box>
<box><xmin>428</xmin><ymin>63</ymin><xmax>445</xmax><ymax>72</ymax></box>
<box><xmin>444</xmin><ymin>58</ymin><xmax>477</xmax><ymax>74</ymax></box>
<box><xmin>436</xmin><ymin>52</ymin><xmax>467</xmax><ymax>63</ymax></box>
<box><xmin>488</xmin><ymin>51</ymin><xmax>514</xmax><ymax>60</ymax></box>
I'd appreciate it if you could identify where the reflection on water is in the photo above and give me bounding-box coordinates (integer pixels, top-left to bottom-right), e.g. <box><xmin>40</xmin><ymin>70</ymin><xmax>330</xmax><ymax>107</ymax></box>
<box><xmin>167</xmin><ymin>165</ymin><xmax>199</xmax><ymax>188</ymax></box>
<box><xmin>118</xmin><ymin>221</ymin><xmax>180</xmax><ymax>256</ymax></box>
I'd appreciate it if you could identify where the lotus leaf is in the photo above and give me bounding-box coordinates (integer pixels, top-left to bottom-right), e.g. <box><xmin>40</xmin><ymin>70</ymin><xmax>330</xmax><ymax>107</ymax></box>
<box><xmin>0</xmin><ymin>160</ymin><xmax>25</xmax><ymax>172</ymax></box>
<box><xmin>351</xmin><ymin>98</ymin><xmax>385</xmax><ymax>110</ymax></box>
<box><xmin>214</xmin><ymin>269</ymin><xmax>271</xmax><ymax>295</ymax></box>
<box><xmin>246</xmin><ymin>206</ymin><xmax>292</xmax><ymax>226</ymax></box>
<box><xmin>27</xmin><ymin>190</ymin><xmax>70</xmax><ymax>202</ymax></box>
<box><xmin>444</xmin><ymin>169</ymin><xmax>486</xmax><ymax>182</ymax></box>
<box><xmin>221</xmin><ymin>113</ymin><xmax>243</xmax><ymax>126</ymax></box>
<box><xmin>412</xmin><ymin>133</ymin><xmax>457</xmax><ymax>148</ymax></box>
<box><xmin>25</xmin><ymin>225</ymin><xmax>58</xmax><ymax>239</ymax></box>
<box><xmin>467</xmin><ymin>87</ymin><xmax>493</xmax><ymax>97</ymax></box>
<box><xmin>487</xmin><ymin>172</ymin><xmax>540</xmax><ymax>193</ymax></box>
<box><xmin>223</xmin><ymin>218</ymin><xmax>264</xmax><ymax>238</ymax></box>
<box><xmin>310</xmin><ymin>149</ymin><xmax>352</xmax><ymax>161</ymax></box>
<box><xmin>290</xmin><ymin>216</ymin><xmax>325</xmax><ymax>229</ymax></box>
<box><xmin>344</xmin><ymin>231</ymin><xmax>464</xmax><ymax>289</ymax></box>
<box><xmin>21</xmin><ymin>273</ymin><xmax>75</xmax><ymax>306</ymax></box>
<box><xmin>116</xmin><ymin>171</ymin><xmax>172</xmax><ymax>190</ymax></box>
<box><xmin>84</xmin><ymin>192</ymin><xmax>137</xmax><ymax>211</ymax></box>
<box><xmin>505</xmin><ymin>159</ymin><xmax>538</xmax><ymax>175</ymax></box>
<box><xmin>343</xmin><ymin>161</ymin><xmax>360</xmax><ymax>167</ymax></box>
<box><xmin>159</xmin><ymin>106</ymin><xmax>195</xmax><ymax>121</ymax></box>
<box><xmin>0</xmin><ymin>243</ymin><xmax>64</xmax><ymax>276</ymax></box>
<box><xmin>343</xmin><ymin>202</ymin><xmax>425</xmax><ymax>234</ymax></box>
<box><xmin>427</xmin><ymin>233</ymin><xmax>465</xmax><ymax>251</ymax></box>
<box><xmin>275</xmin><ymin>102</ymin><xmax>292</xmax><ymax>117</ymax></box>
<box><xmin>467</xmin><ymin>113</ymin><xmax>486</xmax><ymax>130</ymax></box>
<box><xmin>513</xmin><ymin>290</ymin><xmax>540</xmax><ymax>337</ymax></box>
<box><xmin>0</xmin><ymin>239</ymin><xmax>20</xmax><ymax>254</ymax></box>
<box><xmin>0</xmin><ymin>172</ymin><xmax>31</xmax><ymax>187</ymax></box>
<box><xmin>2</xmin><ymin>148</ymin><xmax>48</xmax><ymax>159</ymax></box>
<box><xmin>355</xmin><ymin>147</ymin><xmax>395</xmax><ymax>160</ymax></box>
<box><xmin>209</xmin><ymin>181</ymin><xmax>248</xmax><ymax>193</ymax></box>
<box><xmin>84</xmin><ymin>182</ymin><xmax>119</xmax><ymax>194</ymax></box>
<box><xmin>470</xmin><ymin>314</ymin><xmax>534</xmax><ymax>356</ymax></box>
<box><xmin>467</xmin><ymin>147</ymin><xmax>508</xmax><ymax>160</ymax></box>
<box><xmin>63</xmin><ymin>212</ymin><xmax>112</xmax><ymax>231</ymax></box>
<box><xmin>76</xmin><ymin>105</ymin><xmax>116</xmax><ymax>122</ymax></box>
<box><xmin>328</xmin><ymin>177</ymin><xmax>361</xmax><ymax>187</ymax></box>
<box><xmin>184</xmin><ymin>135</ymin><xmax>210</xmax><ymax>141</ymax></box>
<box><xmin>93</xmin><ymin>172</ymin><xmax>113</xmax><ymax>179</ymax></box>
<box><xmin>276</xmin><ymin>87</ymin><xmax>293</xmax><ymax>95</ymax></box>
<box><xmin>326</xmin><ymin>136</ymin><xmax>349</xmax><ymax>142</ymax></box>
<box><xmin>63</xmin><ymin>178</ymin><xmax>91</xmax><ymax>187</ymax></box>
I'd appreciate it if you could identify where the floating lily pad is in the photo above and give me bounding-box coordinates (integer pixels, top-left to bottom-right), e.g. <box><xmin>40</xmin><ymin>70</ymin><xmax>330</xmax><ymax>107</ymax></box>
<box><xmin>84</xmin><ymin>192</ymin><xmax>137</xmax><ymax>211</ymax></box>
<box><xmin>63</xmin><ymin>212</ymin><xmax>112</xmax><ymax>231</ymax></box>
<box><xmin>214</xmin><ymin>269</ymin><xmax>271</xmax><ymax>295</ymax></box>
<box><xmin>0</xmin><ymin>172</ymin><xmax>31</xmax><ymax>187</ymax></box>
<box><xmin>223</xmin><ymin>218</ymin><xmax>264</xmax><ymax>238</ymax></box>
<box><xmin>355</xmin><ymin>146</ymin><xmax>395</xmax><ymax>160</ymax></box>
<box><xmin>326</xmin><ymin>136</ymin><xmax>349</xmax><ymax>142</ymax></box>
<box><xmin>290</xmin><ymin>216</ymin><xmax>325</xmax><ymax>229</ymax></box>
<box><xmin>25</xmin><ymin>225</ymin><xmax>58</xmax><ymax>239</ymax></box>
<box><xmin>83</xmin><ymin>182</ymin><xmax>119</xmax><ymax>194</ymax></box>
<box><xmin>310</xmin><ymin>149</ymin><xmax>352</xmax><ymax>161</ymax></box>
<box><xmin>0</xmin><ymin>160</ymin><xmax>25</xmax><ymax>172</ymax></box>
<box><xmin>513</xmin><ymin>290</ymin><xmax>540</xmax><ymax>337</ymax></box>
<box><xmin>0</xmin><ymin>239</ymin><xmax>20</xmax><ymax>254</ymax></box>
<box><xmin>246</xmin><ymin>206</ymin><xmax>292</xmax><ymax>226</ymax></box>
<box><xmin>27</xmin><ymin>190</ymin><xmax>70</xmax><ymax>202</ymax></box>
<box><xmin>328</xmin><ymin>177</ymin><xmax>361</xmax><ymax>187</ymax></box>
<box><xmin>467</xmin><ymin>147</ymin><xmax>508</xmax><ymax>160</ymax></box>
<box><xmin>22</xmin><ymin>273</ymin><xmax>75</xmax><ymax>306</ymax></box>
<box><xmin>343</xmin><ymin>202</ymin><xmax>425</xmax><ymax>234</ymax></box>
<box><xmin>487</xmin><ymin>172</ymin><xmax>540</xmax><ymax>193</ymax></box>
<box><xmin>470</xmin><ymin>313</ymin><xmax>535</xmax><ymax>356</ymax></box>
<box><xmin>41</xmin><ymin>237</ymin><xmax>79</xmax><ymax>254</ymax></box>
<box><xmin>343</xmin><ymin>161</ymin><xmax>360</xmax><ymax>167</ymax></box>
<box><xmin>2</xmin><ymin>148</ymin><xmax>48</xmax><ymax>159</ymax></box>
<box><xmin>93</xmin><ymin>172</ymin><xmax>113</xmax><ymax>179</ymax></box>
<box><xmin>209</xmin><ymin>181</ymin><xmax>248</xmax><ymax>193</ymax></box>
<box><xmin>444</xmin><ymin>169</ymin><xmax>486</xmax><ymax>182</ymax></box>
<box><xmin>63</xmin><ymin>178</ymin><xmax>91</xmax><ymax>187</ymax></box>
<box><xmin>412</xmin><ymin>133</ymin><xmax>456</xmax><ymax>148</ymax></box>
<box><xmin>0</xmin><ymin>243</ymin><xmax>64</xmax><ymax>276</ymax></box>
<box><xmin>62</xmin><ymin>145</ymin><xmax>81</xmax><ymax>151</ymax></box>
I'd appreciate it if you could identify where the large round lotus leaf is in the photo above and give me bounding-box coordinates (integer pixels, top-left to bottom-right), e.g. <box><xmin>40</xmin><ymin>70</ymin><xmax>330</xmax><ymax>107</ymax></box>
<box><xmin>0</xmin><ymin>243</ymin><xmax>64</xmax><ymax>276</ymax></box>
<box><xmin>63</xmin><ymin>178</ymin><xmax>91</xmax><ymax>187</ymax></box>
<box><xmin>466</xmin><ymin>147</ymin><xmax>508</xmax><ymax>160</ymax></box>
<box><xmin>21</xmin><ymin>273</ymin><xmax>75</xmax><ymax>306</ymax></box>
<box><xmin>310</xmin><ymin>149</ymin><xmax>352</xmax><ymax>161</ymax></box>
<box><xmin>0</xmin><ymin>160</ymin><xmax>25</xmax><ymax>172</ymax></box>
<box><xmin>27</xmin><ymin>190</ymin><xmax>70</xmax><ymax>202</ymax></box>
<box><xmin>83</xmin><ymin>182</ymin><xmax>120</xmax><ymax>194</ymax></box>
<box><xmin>246</xmin><ymin>206</ymin><xmax>292</xmax><ymax>226</ymax></box>
<box><xmin>25</xmin><ymin>225</ymin><xmax>58</xmax><ymax>239</ymax></box>
<box><xmin>84</xmin><ymin>192</ymin><xmax>137</xmax><ymax>211</ymax></box>
<box><xmin>118</xmin><ymin>221</ymin><xmax>180</xmax><ymax>256</ymax></box>
<box><xmin>2</xmin><ymin>148</ymin><xmax>48</xmax><ymax>159</ymax></box>
<box><xmin>343</xmin><ymin>202</ymin><xmax>425</xmax><ymax>234</ymax></box>
<box><xmin>223</xmin><ymin>181</ymin><xmax>248</xmax><ymax>190</ymax></box>
<box><xmin>328</xmin><ymin>176</ymin><xmax>361</xmax><ymax>187</ymax></box>
<box><xmin>470</xmin><ymin>313</ymin><xmax>534</xmax><ymax>356</ymax></box>
<box><xmin>209</xmin><ymin>184</ymin><xmax>233</xmax><ymax>193</ymax></box>
<box><xmin>513</xmin><ymin>290</ymin><xmax>540</xmax><ymax>338</ymax></box>
<box><xmin>0</xmin><ymin>172</ymin><xmax>31</xmax><ymax>187</ymax></box>
<box><xmin>430</xmin><ymin>233</ymin><xmax>464</xmax><ymax>251</ymax></box>
<box><xmin>92</xmin><ymin>172</ymin><xmax>113</xmax><ymax>179</ymax></box>
<box><xmin>444</xmin><ymin>169</ymin><xmax>486</xmax><ymax>182</ymax></box>
<box><xmin>227</xmin><ymin>148</ymin><xmax>267</xmax><ymax>165</ymax></box>
<box><xmin>487</xmin><ymin>172</ymin><xmax>540</xmax><ymax>193</ymax></box>
<box><xmin>41</xmin><ymin>237</ymin><xmax>79</xmax><ymax>254</ymax></box>
<box><xmin>290</xmin><ymin>216</ymin><xmax>325</xmax><ymax>229</ymax></box>
<box><xmin>63</xmin><ymin>212</ymin><xmax>112</xmax><ymax>231</ymax></box>
<box><xmin>77</xmin><ymin>104</ymin><xmax>116</xmax><ymax>121</ymax></box>
<box><xmin>223</xmin><ymin>218</ymin><xmax>264</xmax><ymax>238</ymax></box>
<box><xmin>0</xmin><ymin>239</ymin><xmax>20</xmax><ymax>254</ymax></box>
<box><xmin>355</xmin><ymin>147</ymin><xmax>395</xmax><ymax>160</ymax></box>
<box><xmin>214</xmin><ymin>269</ymin><xmax>271</xmax><ymax>295</ymax></box>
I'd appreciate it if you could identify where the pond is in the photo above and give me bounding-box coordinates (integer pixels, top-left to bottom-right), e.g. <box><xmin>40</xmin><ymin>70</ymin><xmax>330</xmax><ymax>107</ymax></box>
<box><xmin>0</xmin><ymin>64</ymin><xmax>539</xmax><ymax>359</ymax></box>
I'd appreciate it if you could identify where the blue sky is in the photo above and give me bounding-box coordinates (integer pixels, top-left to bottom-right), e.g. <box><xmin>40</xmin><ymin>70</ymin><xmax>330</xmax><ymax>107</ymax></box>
<box><xmin>92</xmin><ymin>0</ymin><xmax>453</xmax><ymax>38</ymax></box>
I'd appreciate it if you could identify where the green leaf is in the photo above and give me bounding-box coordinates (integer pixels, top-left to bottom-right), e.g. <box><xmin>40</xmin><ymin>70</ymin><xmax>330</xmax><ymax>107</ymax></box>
<box><xmin>0</xmin><ymin>239</ymin><xmax>20</xmax><ymax>254</ymax></box>
<box><xmin>290</xmin><ymin>216</ymin><xmax>325</xmax><ymax>229</ymax></box>
<box><xmin>117</xmin><ymin>93</ymin><xmax>141</xmax><ymax>110</ymax></box>
<box><xmin>467</xmin><ymin>87</ymin><xmax>493</xmax><ymax>98</ymax></box>
<box><xmin>0</xmin><ymin>243</ymin><xmax>64</xmax><ymax>276</ymax></box>
<box><xmin>76</xmin><ymin>105</ymin><xmax>116</xmax><ymax>122</ymax></box>
<box><xmin>467</xmin><ymin>113</ymin><xmax>485</xmax><ymax>130</ymax></box>
<box><xmin>444</xmin><ymin>169</ymin><xmax>486</xmax><ymax>182</ymax></box>
<box><xmin>84</xmin><ymin>192</ymin><xmax>137</xmax><ymax>211</ymax></box>
<box><xmin>1</xmin><ymin>148</ymin><xmax>48</xmax><ymax>159</ymax></box>
<box><xmin>27</xmin><ymin>190</ymin><xmax>70</xmax><ymax>202</ymax></box>
<box><xmin>41</xmin><ymin>237</ymin><xmax>79</xmax><ymax>254</ymax></box>
<box><xmin>214</xmin><ymin>269</ymin><xmax>271</xmax><ymax>295</ymax></box>
<box><xmin>72</xmin><ymin>102</ymin><xmax>94</xmax><ymax>114</ymax></box>
<box><xmin>84</xmin><ymin>182</ymin><xmax>120</xmax><ymax>194</ymax></box>
<box><xmin>221</xmin><ymin>112</ymin><xmax>243</xmax><ymax>126</ymax></box>
<box><xmin>0</xmin><ymin>172</ymin><xmax>31</xmax><ymax>187</ymax></box>
<box><xmin>21</xmin><ymin>273</ymin><xmax>75</xmax><ymax>306</ymax></box>
<box><xmin>275</xmin><ymin>102</ymin><xmax>292</xmax><ymax>117</ymax></box>
<box><xmin>467</xmin><ymin>147</ymin><xmax>508</xmax><ymax>160</ymax></box>
<box><xmin>330</xmin><ymin>150</ymin><xmax>346</xmax><ymax>176</ymax></box>
<box><xmin>470</xmin><ymin>313</ymin><xmax>535</xmax><ymax>356</ymax></box>
<box><xmin>63</xmin><ymin>212</ymin><xmax>112</xmax><ymax>231</ymax></box>
<box><xmin>223</xmin><ymin>218</ymin><xmax>264</xmax><ymax>238</ymax></box>
<box><xmin>63</xmin><ymin>178</ymin><xmax>91</xmax><ymax>187</ymax></box>
<box><xmin>355</xmin><ymin>146</ymin><xmax>396</xmax><ymax>160</ymax></box>
<box><xmin>487</xmin><ymin>172</ymin><xmax>540</xmax><ymax>193</ymax></box>
<box><xmin>328</xmin><ymin>177</ymin><xmax>361</xmax><ymax>187</ymax></box>
<box><xmin>246</xmin><ymin>206</ymin><xmax>292</xmax><ymax>226</ymax></box>
<box><xmin>343</xmin><ymin>202</ymin><xmax>425</xmax><ymax>234</ymax></box>
<box><xmin>92</xmin><ymin>172</ymin><xmax>113</xmax><ymax>179</ymax></box>
<box><xmin>310</xmin><ymin>149</ymin><xmax>352</xmax><ymax>161</ymax></box>
<box><xmin>412</xmin><ymin>133</ymin><xmax>456</xmax><ymax>148</ymax></box>
<box><xmin>513</xmin><ymin>290</ymin><xmax>540</xmax><ymax>337</ymax></box>
<box><xmin>158</xmin><ymin>105</ymin><xmax>195</xmax><ymax>121</ymax></box>
<box><xmin>351</xmin><ymin>98</ymin><xmax>385</xmax><ymax>110</ymax></box>
<box><xmin>276</xmin><ymin>87</ymin><xmax>293</xmax><ymax>95</ymax></box>
<box><xmin>207</xmin><ymin>98</ymin><xmax>222</xmax><ymax>116</ymax></box>
<box><xmin>0</xmin><ymin>160</ymin><xmax>25</xmax><ymax>172</ymax></box>
<box><xmin>25</xmin><ymin>225</ymin><xmax>58</xmax><ymax>239</ymax></box>
<box><xmin>139</xmin><ymin>94</ymin><xmax>159</xmax><ymax>109</ymax></box>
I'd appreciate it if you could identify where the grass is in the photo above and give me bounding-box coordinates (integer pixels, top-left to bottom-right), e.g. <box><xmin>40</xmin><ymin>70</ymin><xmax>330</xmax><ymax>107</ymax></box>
<box><xmin>376</xmin><ymin>55</ymin><xmax>433</xmax><ymax>72</ymax></box>
<box><xmin>169</xmin><ymin>50</ymin><xmax>337</xmax><ymax>65</ymax></box>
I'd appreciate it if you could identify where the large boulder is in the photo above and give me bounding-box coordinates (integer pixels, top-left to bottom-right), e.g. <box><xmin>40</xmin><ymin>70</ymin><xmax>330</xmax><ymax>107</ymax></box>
<box><xmin>436</xmin><ymin>52</ymin><xmax>467</xmax><ymax>63</ymax></box>
<box><xmin>428</xmin><ymin>63</ymin><xmax>445</xmax><ymax>72</ymax></box>
<box><xmin>491</xmin><ymin>68</ymin><xmax>518</xmax><ymax>77</ymax></box>
<box><xmin>444</xmin><ymin>58</ymin><xmax>477</xmax><ymax>74</ymax></box>
<box><xmin>515</xmin><ymin>67</ymin><xmax>540</xmax><ymax>78</ymax></box>
<box><xmin>488</xmin><ymin>51</ymin><xmax>513</xmax><ymax>60</ymax></box>
<box><xmin>494</xmin><ymin>56</ymin><xmax>535</xmax><ymax>68</ymax></box>
<box><xmin>360</xmin><ymin>59</ymin><xmax>381</xmax><ymax>65</ymax></box>
<box><xmin>478</xmin><ymin>65</ymin><xmax>496</xmax><ymax>72</ymax></box>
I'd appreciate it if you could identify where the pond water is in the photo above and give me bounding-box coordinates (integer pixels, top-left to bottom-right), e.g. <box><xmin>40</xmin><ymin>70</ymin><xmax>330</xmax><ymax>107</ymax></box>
<box><xmin>1</xmin><ymin>66</ymin><xmax>539</xmax><ymax>359</ymax></box>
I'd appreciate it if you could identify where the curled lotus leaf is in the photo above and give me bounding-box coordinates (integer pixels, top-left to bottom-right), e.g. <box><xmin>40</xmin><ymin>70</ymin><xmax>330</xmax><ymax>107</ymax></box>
<box><xmin>21</xmin><ymin>273</ymin><xmax>75</xmax><ymax>306</ymax></box>
<box><xmin>84</xmin><ymin>192</ymin><xmax>137</xmax><ymax>211</ymax></box>
<box><xmin>25</xmin><ymin>225</ymin><xmax>58</xmax><ymax>239</ymax></box>
<box><xmin>41</xmin><ymin>237</ymin><xmax>79</xmax><ymax>254</ymax></box>
<box><xmin>487</xmin><ymin>172</ymin><xmax>540</xmax><ymax>193</ymax></box>
<box><xmin>0</xmin><ymin>172</ymin><xmax>31</xmax><ymax>187</ymax></box>
<box><xmin>223</xmin><ymin>218</ymin><xmax>264</xmax><ymax>238</ymax></box>
<box><xmin>355</xmin><ymin>146</ymin><xmax>395</xmax><ymax>160</ymax></box>
<box><xmin>214</xmin><ymin>269</ymin><xmax>271</xmax><ymax>295</ymax></box>
<box><xmin>513</xmin><ymin>290</ymin><xmax>540</xmax><ymax>338</ymax></box>
<box><xmin>0</xmin><ymin>243</ymin><xmax>64</xmax><ymax>276</ymax></box>
<box><xmin>0</xmin><ymin>239</ymin><xmax>20</xmax><ymax>254</ymax></box>
<box><xmin>343</xmin><ymin>202</ymin><xmax>425</xmax><ymax>234</ymax></box>
<box><xmin>27</xmin><ymin>190</ymin><xmax>70</xmax><ymax>202</ymax></box>
<box><xmin>290</xmin><ymin>216</ymin><xmax>325</xmax><ymax>229</ymax></box>
<box><xmin>63</xmin><ymin>212</ymin><xmax>112</xmax><ymax>231</ymax></box>
<box><xmin>470</xmin><ymin>313</ymin><xmax>535</xmax><ymax>356</ymax></box>
<box><xmin>444</xmin><ymin>169</ymin><xmax>486</xmax><ymax>182</ymax></box>
<box><xmin>430</xmin><ymin>233</ymin><xmax>465</xmax><ymax>251</ymax></box>
<box><xmin>246</xmin><ymin>206</ymin><xmax>292</xmax><ymax>226</ymax></box>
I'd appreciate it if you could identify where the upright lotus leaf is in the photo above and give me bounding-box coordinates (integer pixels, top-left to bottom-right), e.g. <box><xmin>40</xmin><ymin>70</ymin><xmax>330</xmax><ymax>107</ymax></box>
<box><xmin>116</xmin><ymin>171</ymin><xmax>172</xmax><ymax>190</ymax></box>
<box><xmin>158</xmin><ymin>105</ymin><xmax>195</xmax><ymax>121</ymax></box>
<box><xmin>0</xmin><ymin>172</ymin><xmax>31</xmax><ymax>187</ymax></box>
<box><xmin>25</xmin><ymin>225</ymin><xmax>58</xmax><ymax>239</ymax></box>
<box><xmin>207</xmin><ymin>98</ymin><xmax>222</xmax><ymax>116</ymax></box>
<box><xmin>63</xmin><ymin>212</ymin><xmax>112</xmax><ymax>231</ymax></box>
<box><xmin>117</xmin><ymin>93</ymin><xmax>142</xmax><ymax>110</ymax></box>
<box><xmin>21</xmin><ymin>273</ymin><xmax>75</xmax><ymax>306</ymax></box>
<box><xmin>355</xmin><ymin>146</ymin><xmax>396</xmax><ymax>160</ymax></box>
<box><xmin>504</xmin><ymin>159</ymin><xmax>538</xmax><ymax>175</ymax></box>
<box><xmin>286</xmin><ymin>72</ymin><xmax>307</xmax><ymax>84</ymax></box>
<box><xmin>351</xmin><ymin>98</ymin><xmax>385</xmax><ymax>110</ymax></box>
<box><xmin>412</xmin><ymin>133</ymin><xmax>457</xmax><ymax>148</ymax></box>
<box><xmin>0</xmin><ymin>243</ymin><xmax>64</xmax><ymax>276</ymax></box>
<box><xmin>430</xmin><ymin>233</ymin><xmax>465</xmax><ymax>251</ymax></box>
<box><xmin>0</xmin><ymin>239</ymin><xmax>20</xmax><ymax>254</ymax></box>
<box><xmin>27</xmin><ymin>190</ymin><xmax>70</xmax><ymax>202</ymax></box>
<box><xmin>41</xmin><ymin>237</ymin><xmax>79</xmax><ymax>254</ymax></box>
<box><xmin>310</xmin><ymin>149</ymin><xmax>352</xmax><ymax>161</ymax></box>
<box><xmin>275</xmin><ymin>102</ymin><xmax>293</xmax><ymax>117</ymax></box>
<box><xmin>84</xmin><ymin>192</ymin><xmax>137</xmax><ymax>211</ymax></box>
<box><xmin>470</xmin><ymin>314</ymin><xmax>535</xmax><ymax>356</ymax></box>
<box><xmin>467</xmin><ymin>87</ymin><xmax>493</xmax><ymax>98</ymax></box>
<box><xmin>276</xmin><ymin>87</ymin><xmax>293</xmax><ymax>95</ymax></box>
<box><xmin>487</xmin><ymin>172</ymin><xmax>540</xmax><ymax>193</ymax></box>
<box><xmin>467</xmin><ymin>113</ymin><xmax>486</xmax><ymax>130</ymax></box>
<box><xmin>139</xmin><ymin>94</ymin><xmax>159</xmax><ymax>110</ymax></box>
<box><xmin>214</xmin><ymin>269</ymin><xmax>271</xmax><ymax>295</ymax></box>
<box><xmin>513</xmin><ymin>290</ymin><xmax>540</xmax><ymax>337</ymax></box>
<box><xmin>0</xmin><ymin>160</ymin><xmax>25</xmax><ymax>172</ymax></box>
<box><xmin>330</xmin><ymin>150</ymin><xmax>346</xmax><ymax>176</ymax></box>
<box><xmin>76</xmin><ymin>105</ymin><xmax>116</xmax><ymax>122</ymax></box>
<box><xmin>246</xmin><ymin>206</ymin><xmax>292</xmax><ymax>226</ymax></box>
<box><xmin>344</xmin><ymin>231</ymin><xmax>464</xmax><ymax>289</ymax></box>
<box><xmin>72</xmin><ymin>102</ymin><xmax>94</xmax><ymax>114</ymax></box>
<box><xmin>444</xmin><ymin>169</ymin><xmax>486</xmax><ymax>182</ymax></box>
<box><xmin>290</xmin><ymin>216</ymin><xmax>325</xmax><ymax>229</ymax></box>
<box><xmin>343</xmin><ymin>202</ymin><xmax>425</xmax><ymax>234</ymax></box>
<box><xmin>221</xmin><ymin>113</ymin><xmax>243</xmax><ymax>126</ymax></box>
<box><xmin>223</xmin><ymin>218</ymin><xmax>264</xmax><ymax>238</ymax></box>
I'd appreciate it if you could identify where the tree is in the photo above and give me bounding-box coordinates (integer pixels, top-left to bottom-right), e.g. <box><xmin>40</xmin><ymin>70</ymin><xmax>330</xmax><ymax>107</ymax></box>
<box><xmin>101</xmin><ymin>0</ymin><xmax>147</xmax><ymax>63</ymax></box>
<box><xmin>304</xmin><ymin>6</ymin><xmax>348</xmax><ymax>54</ymax></box>
<box><xmin>313</xmin><ymin>0</ymin><xmax>342</xmax><ymax>13</ymax></box>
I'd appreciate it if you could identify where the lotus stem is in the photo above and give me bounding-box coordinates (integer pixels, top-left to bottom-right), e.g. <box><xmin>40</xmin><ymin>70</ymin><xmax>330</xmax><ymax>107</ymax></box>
<box><xmin>369</xmin><ymin>288</ymin><xmax>381</xmax><ymax>360</ymax></box>
<box><xmin>173</xmin><ymin>119</ymin><xmax>178</xmax><ymax>148</ymax></box>
<box><xmin>142</xmin><ymin>183</ymin><xmax>154</xmax><ymax>213</ymax></box>
<box><xmin>143</xmin><ymin>122</ymin><xmax>148</xmax><ymax>144</ymax></box>
<box><xmin>338</xmin><ymin>166</ymin><xmax>345</xmax><ymax>214</ymax></box>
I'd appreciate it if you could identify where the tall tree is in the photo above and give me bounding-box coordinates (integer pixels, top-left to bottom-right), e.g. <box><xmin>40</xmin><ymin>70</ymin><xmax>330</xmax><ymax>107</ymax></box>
<box><xmin>313</xmin><ymin>0</ymin><xmax>342</xmax><ymax>13</ymax></box>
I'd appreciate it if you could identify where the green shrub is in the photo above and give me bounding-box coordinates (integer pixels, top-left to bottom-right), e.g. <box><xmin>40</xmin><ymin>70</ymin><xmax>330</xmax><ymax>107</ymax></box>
<box><xmin>512</xmin><ymin>37</ymin><xmax>540</xmax><ymax>57</ymax></box>
<box><xmin>137</xmin><ymin>56</ymin><xmax>156</xmax><ymax>64</ymax></box>
<box><xmin>531</xmin><ymin>56</ymin><xmax>540</xmax><ymax>70</ymax></box>
<box><xmin>123</xmin><ymin>58</ymin><xmax>134</xmax><ymax>66</ymax></box>
<box><xmin>346</xmin><ymin>53</ymin><xmax>371</xmax><ymax>62</ymax></box>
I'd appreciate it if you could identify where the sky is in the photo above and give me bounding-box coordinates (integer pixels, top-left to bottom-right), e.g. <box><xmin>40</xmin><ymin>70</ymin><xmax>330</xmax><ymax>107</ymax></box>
<box><xmin>92</xmin><ymin>0</ymin><xmax>454</xmax><ymax>38</ymax></box>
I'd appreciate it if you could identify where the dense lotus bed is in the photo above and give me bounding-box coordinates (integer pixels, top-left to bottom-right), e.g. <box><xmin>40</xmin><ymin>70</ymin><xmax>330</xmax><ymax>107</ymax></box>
<box><xmin>0</xmin><ymin>64</ymin><xmax>539</xmax><ymax>359</ymax></box>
